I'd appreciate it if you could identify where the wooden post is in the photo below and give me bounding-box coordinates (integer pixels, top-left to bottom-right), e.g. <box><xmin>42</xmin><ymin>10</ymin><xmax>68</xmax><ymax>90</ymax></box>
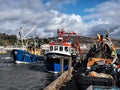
<box><xmin>68</xmin><ymin>57</ymin><xmax>72</xmax><ymax>75</ymax></box>
<box><xmin>60</xmin><ymin>57</ymin><xmax>64</xmax><ymax>74</ymax></box>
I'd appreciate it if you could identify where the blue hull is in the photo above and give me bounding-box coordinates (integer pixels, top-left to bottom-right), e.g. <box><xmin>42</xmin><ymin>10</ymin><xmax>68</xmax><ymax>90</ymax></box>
<box><xmin>12</xmin><ymin>49</ymin><xmax>41</xmax><ymax>63</ymax></box>
<box><xmin>45</xmin><ymin>58</ymin><xmax>68</xmax><ymax>73</ymax></box>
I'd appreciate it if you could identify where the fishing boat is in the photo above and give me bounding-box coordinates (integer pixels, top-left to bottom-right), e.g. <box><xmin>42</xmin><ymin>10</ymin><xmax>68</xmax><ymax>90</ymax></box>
<box><xmin>45</xmin><ymin>29</ymin><xmax>82</xmax><ymax>73</ymax></box>
<box><xmin>12</xmin><ymin>26</ymin><xmax>42</xmax><ymax>64</ymax></box>
<box><xmin>12</xmin><ymin>45</ymin><xmax>41</xmax><ymax>64</ymax></box>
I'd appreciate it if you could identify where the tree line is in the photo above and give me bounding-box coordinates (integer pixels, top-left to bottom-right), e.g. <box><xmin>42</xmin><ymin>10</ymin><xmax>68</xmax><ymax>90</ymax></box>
<box><xmin>0</xmin><ymin>33</ymin><xmax>49</xmax><ymax>46</ymax></box>
<box><xmin>0</xmin><ymin>33</ymin><xmax>17</xmax><ymax>46</ymax></box>
<box><xmin>0</xmin><ymin>32</ymin><xmax>120</xmax><ymax>47</ymax></box>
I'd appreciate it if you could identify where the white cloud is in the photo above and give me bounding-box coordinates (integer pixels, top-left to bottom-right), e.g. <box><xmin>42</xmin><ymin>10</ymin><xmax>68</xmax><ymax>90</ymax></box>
<box><xmin>83</xmin><ymin>0</ymin><xmax>120</xmax><ymax>38</ymax></box>
<box><xmin>43</xmin><ymin>10</ymin><xmax>88</xmax><ymax>37</ymax></box>
<box><xmin>44</xmin><ymin>0</ymin><xmax>77</xmax><ymax>10</ymax></box>
<box><xmin>84</xmin><ymin>0</ymin><xmax>120</xmax><ymax>23</ymax></box>
<box><xmin>0</xmin><ymin>0</ymin><xmax>120</xmax><ymax>39</ymax></box>
<box><xmin>0</xmin><ymin>0</ymin><xmax>87</xmax><ymax>38</ymax></box>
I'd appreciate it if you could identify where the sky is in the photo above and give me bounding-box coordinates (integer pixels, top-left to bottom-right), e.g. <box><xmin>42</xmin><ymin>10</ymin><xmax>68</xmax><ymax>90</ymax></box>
<box><xmin>0</xmin><ymin>0</ymin><xmax>120</xmax><ymax>38</ymax></box>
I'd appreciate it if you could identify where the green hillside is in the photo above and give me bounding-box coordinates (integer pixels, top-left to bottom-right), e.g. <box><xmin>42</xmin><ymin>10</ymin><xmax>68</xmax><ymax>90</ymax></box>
<box><xmin>0</xmin><ymin>33</ymin><xmax>120</xmax><ymax>47</ymax></box>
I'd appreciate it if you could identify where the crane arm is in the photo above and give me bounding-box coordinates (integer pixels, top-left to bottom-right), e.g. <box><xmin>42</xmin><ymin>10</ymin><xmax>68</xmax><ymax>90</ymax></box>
<box><xmin>23</xmin><ymin>25</ymin><xmax>37</xmax><ymax>39</ymax></box>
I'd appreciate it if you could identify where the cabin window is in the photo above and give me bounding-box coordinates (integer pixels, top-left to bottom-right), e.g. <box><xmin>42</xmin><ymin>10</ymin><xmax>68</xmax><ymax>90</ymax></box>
<box><xmin>50</xmin><ymin>46</ymin><xmax>53</xmax><ymax>51</ymax></box>
<box><xmin>65</xmin><ymin>47</ymin><xmax>68</xmax><ymax>52</ymax></box>
<box><xmin>60</xmin><ymin>46</ymin><xmax>63</xmax><ymax>51</ymax></box>
<box><xmin>54</xmin><ymin>46</ymin><xmax>58</xmax><ymax>51</ymax></box>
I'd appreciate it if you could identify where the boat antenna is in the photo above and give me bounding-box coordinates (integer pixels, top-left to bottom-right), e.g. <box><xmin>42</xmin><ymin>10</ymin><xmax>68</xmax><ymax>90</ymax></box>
<box><xmin>105</xmin><ymin>29</ymin><xmax>110</xmax><ymax>37</ymax></box>
<box><xmin>19</xmin><ymin>27</ymin><xmax>24</xmax><ymax>50</ymax></box>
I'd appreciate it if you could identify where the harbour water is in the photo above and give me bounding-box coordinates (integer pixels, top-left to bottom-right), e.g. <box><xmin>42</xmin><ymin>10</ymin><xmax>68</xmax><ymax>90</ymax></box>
<box><xmin>0</xmin><ymin>52</ymin><xmax>57</xmax><ymax>90</ymax></box>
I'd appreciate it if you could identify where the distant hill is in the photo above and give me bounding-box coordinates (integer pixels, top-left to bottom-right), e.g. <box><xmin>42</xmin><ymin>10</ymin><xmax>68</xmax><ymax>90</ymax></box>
<box><xmin>0</xmin><ymin>33</ymin><xmax>120</xmax><ymax>47</ymax></box>
<box><xmin>0</xmin><ymin>33</ymin><xmax>17</xmax><ymax>46</ymax></box>
<box><xmin>46</xmin><ymin>36</ymin><xmax>120</xmax><ymax>47</ymax></box>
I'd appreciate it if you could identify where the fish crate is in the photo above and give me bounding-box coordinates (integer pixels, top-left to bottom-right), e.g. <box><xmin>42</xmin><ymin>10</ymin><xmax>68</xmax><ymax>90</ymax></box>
<box><xmin>74</xmin><ymin>75</ymin><xmax>114</xmax><ymax>90</ymax></box>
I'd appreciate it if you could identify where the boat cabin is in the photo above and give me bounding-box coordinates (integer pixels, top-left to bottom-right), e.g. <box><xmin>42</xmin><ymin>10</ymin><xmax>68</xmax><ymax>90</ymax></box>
<box><xmin>48</xmin><ymin>41</ymin><xmax>72</xmax><ymax>56</ymax></box>
<box><xmin>50</xmin><ymin>44</ymin><xmax>70</xmax><ymax>52</ymax></box>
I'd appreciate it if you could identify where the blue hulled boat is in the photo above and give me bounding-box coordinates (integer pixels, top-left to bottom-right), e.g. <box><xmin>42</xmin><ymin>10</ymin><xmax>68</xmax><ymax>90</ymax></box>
<box><xmin>12</xmin><ymin>25</ymin><xmax>42</xmax><ymax>64</ymax></box>
<box><xmin>45</xmin><ymin>29</ymin><xmax>82</xmax><ymax>73</ymax></box>
<box><xmin>12</xmin><ymin>49</ymin><xmax>41</xmax><ymax>64</ymax></box>
<box><xmin>45</xmin><ymin>42</ymin><xmax>71</xmax><ymax>73</ymax></box>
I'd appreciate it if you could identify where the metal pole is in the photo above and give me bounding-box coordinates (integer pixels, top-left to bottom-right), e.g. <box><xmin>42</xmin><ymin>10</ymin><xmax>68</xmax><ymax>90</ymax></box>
<box><xmin>68</xmin><ymin>57</ymin><xmax>72</xmax><ymax>75</ymax></box>
<box><xmin>60</xmin><ymin>57</ymin><xmax>64</xmax><ymax>74</ymax></box>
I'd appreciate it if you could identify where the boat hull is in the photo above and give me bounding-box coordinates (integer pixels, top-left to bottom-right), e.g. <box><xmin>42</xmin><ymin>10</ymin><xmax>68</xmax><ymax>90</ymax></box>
<box><xmin>45</xmin><ymin>53</ymin><xmax>70</xmax><ymax>73</ymax></box>
<box><xmin>12</xmin><ymin>49</ymin><xmax>41</xmax><ymax>64</ymax></box>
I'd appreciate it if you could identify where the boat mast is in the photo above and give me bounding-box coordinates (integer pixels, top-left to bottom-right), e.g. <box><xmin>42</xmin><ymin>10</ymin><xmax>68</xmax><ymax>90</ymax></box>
<box><xmin>19</xmin><ymin>25</ymin><xmax>37</xmax><ymax>51</ymax></box>
<box><xmin>19</xmin><ymin>27</ymin><xmax>24</xmax><ymax>50</ymax></box>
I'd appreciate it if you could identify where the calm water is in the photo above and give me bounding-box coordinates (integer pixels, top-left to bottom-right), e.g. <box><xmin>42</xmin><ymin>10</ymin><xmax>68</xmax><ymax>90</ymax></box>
<box><xmin>0</xmin><ymin>53</ymin><xmax>57</xmax><ymax>90</ymax></box>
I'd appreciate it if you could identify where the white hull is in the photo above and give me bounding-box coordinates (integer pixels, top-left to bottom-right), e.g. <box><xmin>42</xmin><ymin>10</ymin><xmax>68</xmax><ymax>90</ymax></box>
<box><xmin>15</xmin><ymin>61</ymin><xmax>30</xmax><ymax>64</ymax></box>
<box><xmin>46</xmin><ymin>70</ymin><xmax>59</xmax><ymax>74</ymax></box>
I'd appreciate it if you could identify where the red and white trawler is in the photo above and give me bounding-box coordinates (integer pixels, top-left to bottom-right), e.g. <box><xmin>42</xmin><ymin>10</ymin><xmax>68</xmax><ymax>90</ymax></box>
<box><xmin>45</xmin><ymin>29</ymin><xmax>82</xmax><ymax>73</ymax></box>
